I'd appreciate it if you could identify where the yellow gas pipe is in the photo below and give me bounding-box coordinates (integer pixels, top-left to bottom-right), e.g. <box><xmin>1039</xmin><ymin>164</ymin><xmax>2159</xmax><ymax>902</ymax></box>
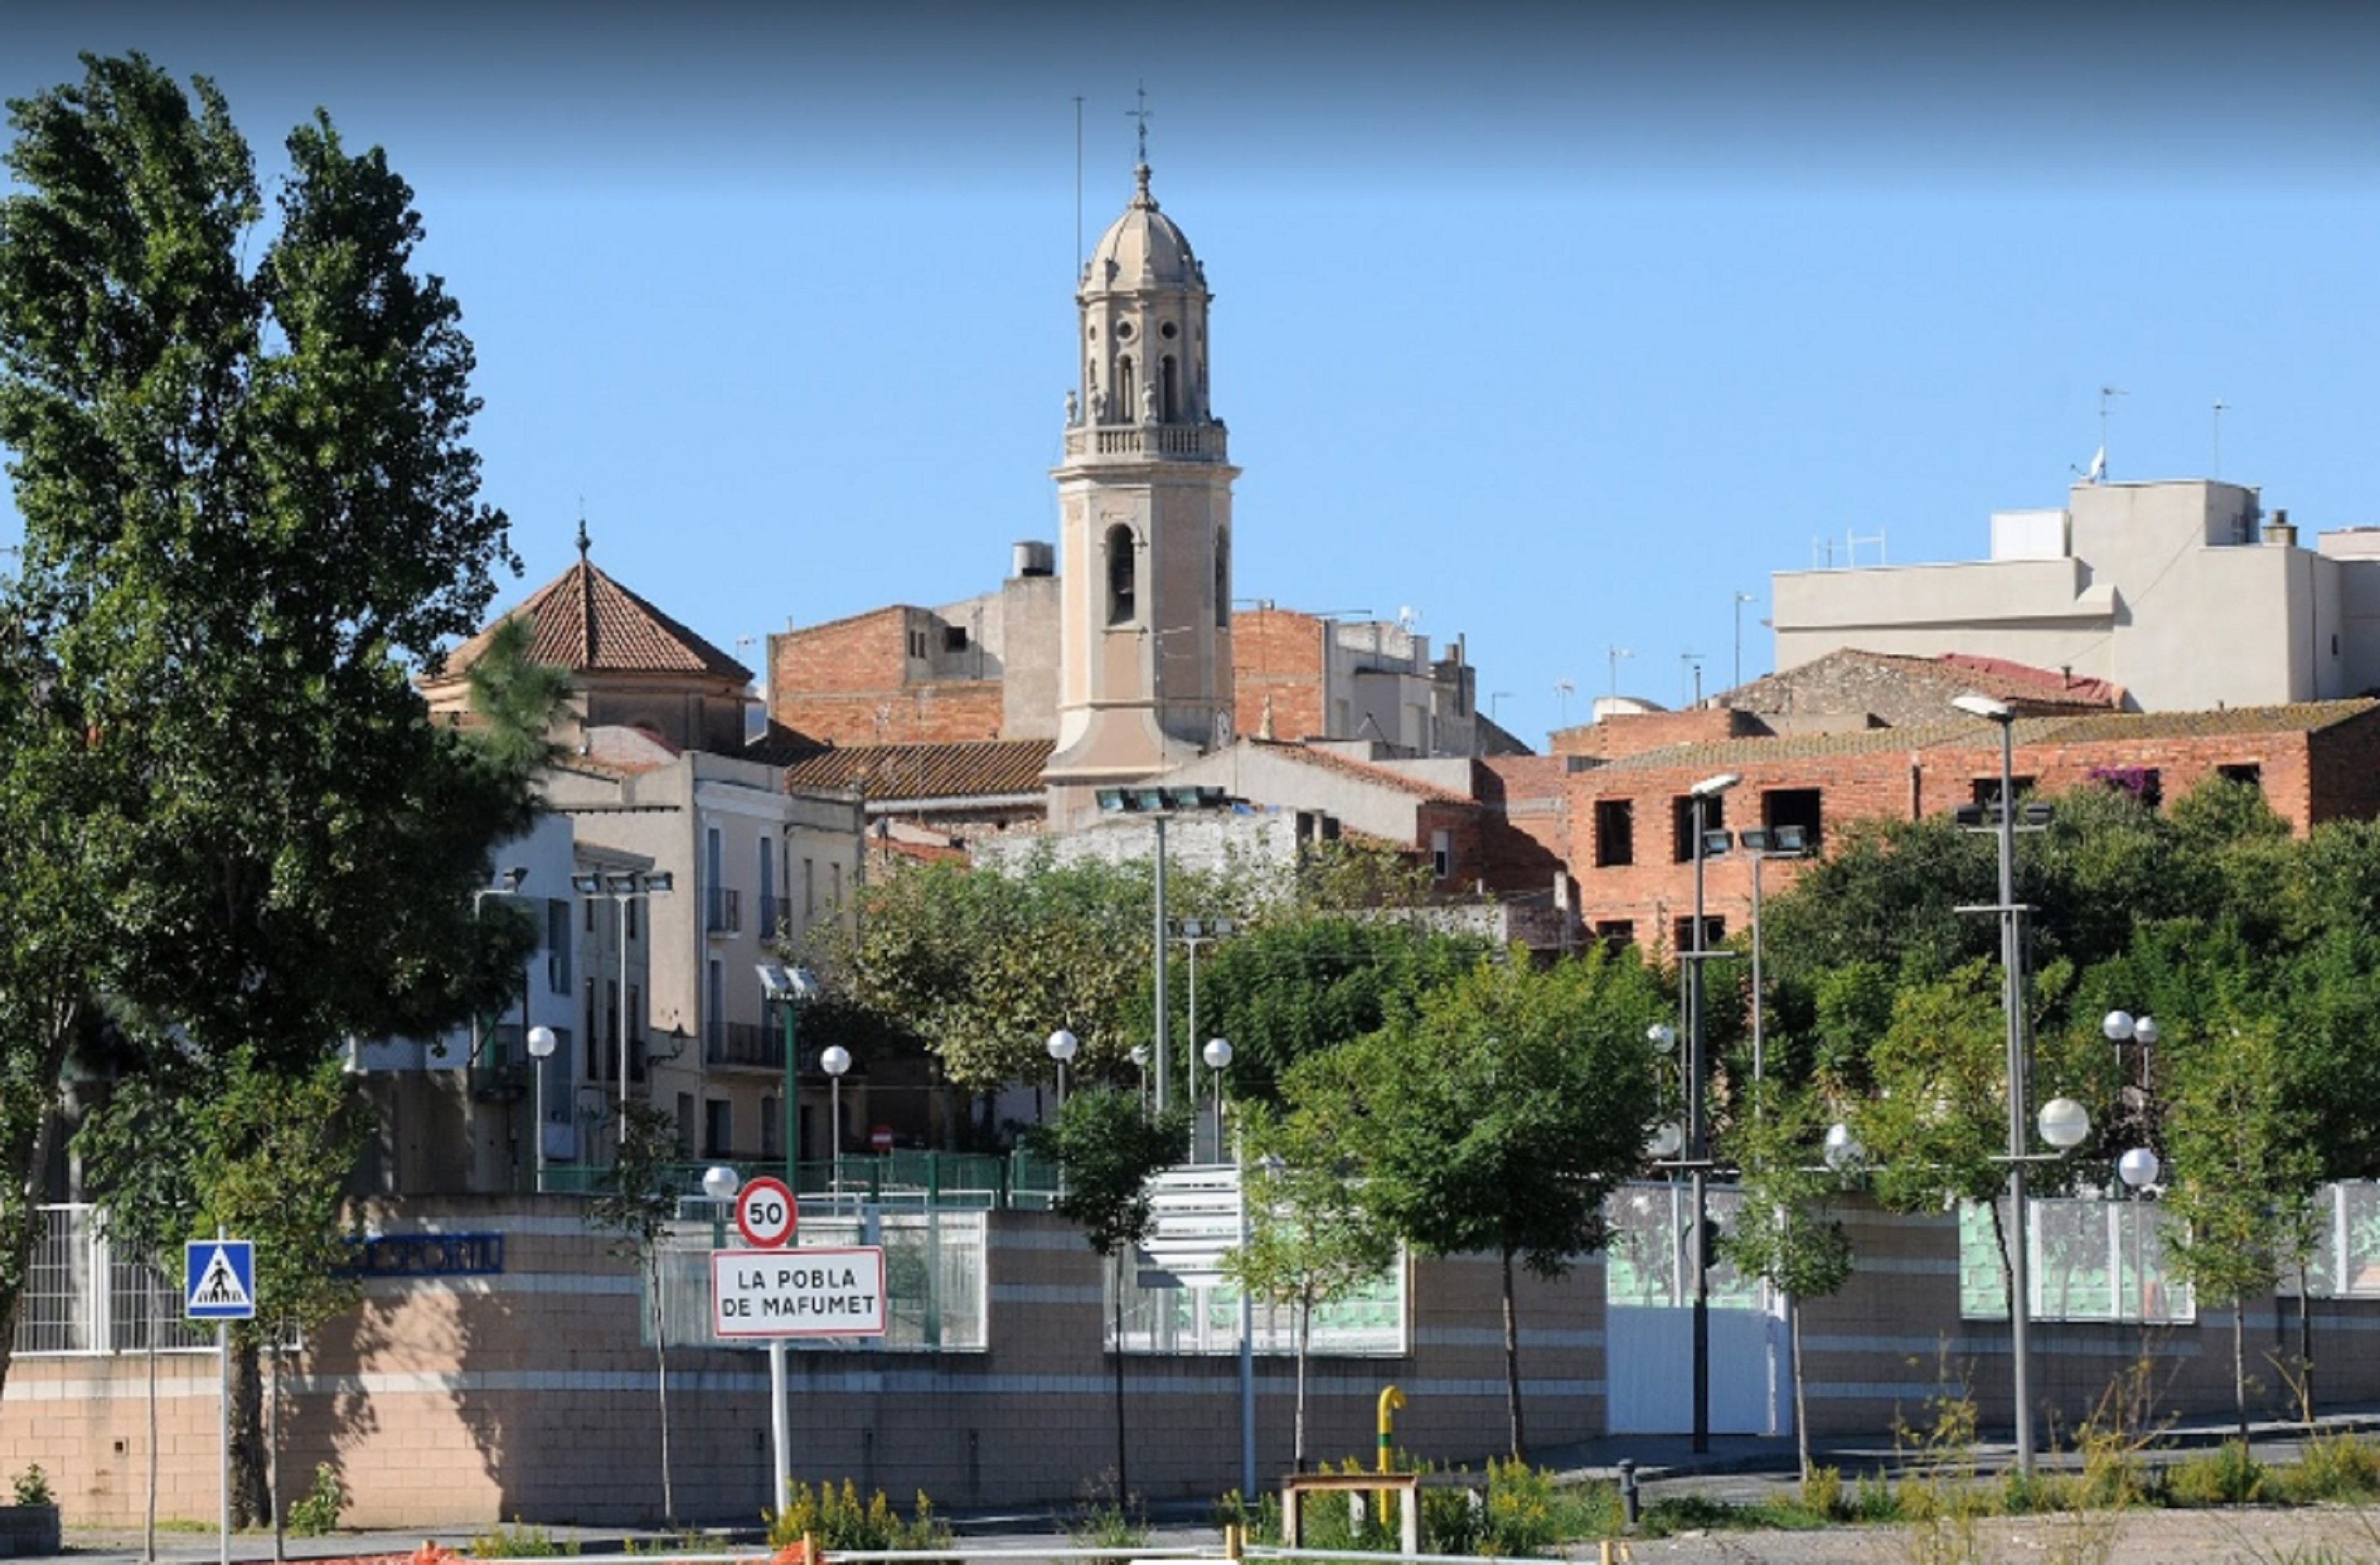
<box><xmin>1374</xmin><ymin>1384</ymin><xmax>1406</xmax><ymax>1526</ymax></box>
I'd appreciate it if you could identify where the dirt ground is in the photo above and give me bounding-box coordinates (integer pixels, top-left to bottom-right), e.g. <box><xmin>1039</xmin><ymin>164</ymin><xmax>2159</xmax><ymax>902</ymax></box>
<box><xmin>1600</xmin><ymin>1503</ymin><xmax>2380</xmax><ymax>1563</ymax></box>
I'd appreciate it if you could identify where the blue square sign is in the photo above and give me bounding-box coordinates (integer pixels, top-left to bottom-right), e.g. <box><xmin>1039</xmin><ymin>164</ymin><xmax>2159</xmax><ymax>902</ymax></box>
<box><xmin>185</xmin><ymin>1239</ymin><xmax>256</xmax><ymax>1321</ymax></box>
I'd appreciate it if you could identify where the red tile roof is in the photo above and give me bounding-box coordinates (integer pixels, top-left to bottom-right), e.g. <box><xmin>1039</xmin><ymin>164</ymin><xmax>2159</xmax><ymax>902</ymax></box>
<box><xmin>445</xmin><ymin>556</ymin><xmax>751</xmax><ymax>683</ymax></box>
<box><xmin>777</xmin><ymin>740</ymin><xmax>1056</xmax><ymax>802</ymax></box>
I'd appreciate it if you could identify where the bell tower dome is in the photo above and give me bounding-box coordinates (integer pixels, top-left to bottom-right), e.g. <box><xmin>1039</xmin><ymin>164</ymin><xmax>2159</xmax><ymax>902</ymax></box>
<box><xmin>1043</xmin><ymin>160</ymin><xmax>1240</xmax><ymax>800</ymax></box>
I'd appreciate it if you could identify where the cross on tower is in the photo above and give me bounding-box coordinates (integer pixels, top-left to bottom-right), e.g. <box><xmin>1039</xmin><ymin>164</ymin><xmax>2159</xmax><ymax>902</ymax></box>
<box><xmin>1128</xmin><ymin>81</ymin><xmax>1152</xmax><ymax>166</ymax></box>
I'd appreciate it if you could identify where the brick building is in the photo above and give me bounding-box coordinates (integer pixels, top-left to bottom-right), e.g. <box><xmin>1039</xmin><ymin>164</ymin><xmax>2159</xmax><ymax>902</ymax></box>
<box><xmin>1557</xmin><ymin>698</ymin><xmax>2380</xmax><ymax>952</ymax></box>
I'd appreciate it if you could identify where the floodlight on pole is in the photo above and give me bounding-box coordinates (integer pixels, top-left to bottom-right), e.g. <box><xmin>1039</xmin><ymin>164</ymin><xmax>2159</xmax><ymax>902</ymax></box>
<box><xmin>1684</xmin><ymin>770</ymin><xmax>1738</xmax><ymax>1455</ymax></box>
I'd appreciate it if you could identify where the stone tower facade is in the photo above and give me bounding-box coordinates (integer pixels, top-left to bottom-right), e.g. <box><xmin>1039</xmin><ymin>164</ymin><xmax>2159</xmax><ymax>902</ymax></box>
<box><xmin>1042</xmin><ymin>162</ymin><xmax>1239</xmax><ymax>798</ymax></box>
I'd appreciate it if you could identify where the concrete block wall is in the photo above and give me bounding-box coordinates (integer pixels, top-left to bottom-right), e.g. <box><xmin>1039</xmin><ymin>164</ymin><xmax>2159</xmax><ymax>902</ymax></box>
<box><xmin>0</xmin><ymin>1201</ymin><xmax>1609</xmax><ymax>1530</ymax></box>
<box><xmin>1796</xmin><ymin>1200</ymin><xmax>2380</xmax><ymax>1441</ymax></box>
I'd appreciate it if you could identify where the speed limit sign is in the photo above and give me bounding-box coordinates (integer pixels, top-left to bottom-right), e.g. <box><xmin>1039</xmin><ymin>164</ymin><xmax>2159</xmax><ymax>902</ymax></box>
<box><xmin>734</xmin><ymin>1176</ymin><xmax>798</xmax><ymax>1249</ymax></box>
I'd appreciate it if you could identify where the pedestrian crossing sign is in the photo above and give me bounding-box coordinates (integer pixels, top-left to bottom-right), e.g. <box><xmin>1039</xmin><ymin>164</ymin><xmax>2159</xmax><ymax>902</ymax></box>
<box><xmin>184</xmin><ymin>1239</ymin><xmax>256</xmax><ymax>1321</ymax></box>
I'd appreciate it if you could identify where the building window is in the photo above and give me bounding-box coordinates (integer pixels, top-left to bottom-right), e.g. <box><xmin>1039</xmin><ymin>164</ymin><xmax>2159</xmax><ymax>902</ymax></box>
<box><xmin>1431</xmin><ymin>829</ymin><xmax>1453</xmax><ymax>880</ymax></box>
<box><xmin>830</xmin><ymin>862</ymin><xmax>844</xmax><ymax>906</ymax></box>
<box><xmin>2216</xmin><ymin>763</ymin><xmax>2263</xmax><ymax>790</ymax></box>
<box><xmin>1160</xmin><ymin>354</ymin><xmax>1179</xmax><ymax>421</ymax></box>
<box><xmin>1214</xmin><ymin>528</ymin><xmax>1230</xmax><ymax>628</ymax></box>
<box><xmin>706</xmin><ymin>958</ymin><xmax>724</xmax><ymax>1056</ymax></box>
<box><xmin>1593</xmin><ymin>920</ymin><xmax>1636</xmax><ymax>955</ymax></box>
<box><xmin>628</xmin><ymin>984</ymin><xmax>644</xmax><ymax>1081</ymax></box>
<box><xmin>584</xmin><ymin>978</ymin><xmax>600</xmax><ymax>1081</ymax></box>
<box><xmin>1971</xmin><ymin>775</ymin><xmax>2038</xmax><ymax>808</ymax></box>
<box><xmin>704</xmin><ymin>1099</ymin><xmax>732</xmax><ymax>1160</ymax></box>
<box><xmin>675</xmin><ymin>1094</ymin><xmax>696</xmax><ymax>1160</ymax></box>
<box><xmin>762</xmin><ymin>1096</ymin><xmax>780</xmax><ymax>1158</ymax></box>
<box><xmin>803</xmin><ymin>857</ymin><xmax>816</xmax><ymax>919</ymax></box>
<box><xmin>1105</xmin><ymin>524</ymin><xmax>1137</xmax><ymax>625</ymax></box>
<box><xmin>1672</xmin><ymin>794</ymin><xmax>1725</xmax><ymax>863</ymax></box>
<box><xmin>2086</xmin><ymin>765</ymin><xmax>2162</xmax><ymax>809</ymax></box>
<box><xmin>584</xmin><ymin>896</ymin><xmax>596</xmax><ymax>934</ymax></box>
<box><xmin>604</xmin><ymin>979</ymin><xmax>620</xmax><ymax>1078</ymax></box>
<box><xmin>1594</xmin><ymin>800</ymin><xmax>1635</xmax><ymax>867</ymax></box>
<box><xmin>944</xmin><ymin>624</ymin><xmax>968</xmax><ymax>652</ymax></box>
<box><xmin>907</xmin><ymin>628</ymin><xmax>927</xmax><ymax>659</ymax></box>
<box><xmin>1763</xmin><ymin>788</ymin><xmax>1824</xmax><ymax>850</ymax></box>
<box><xmin>758</xmin><ymin>840</ymin><xmax>777</xmax><ymax>939</ymax></box>
<box><xmin>1673</xmin><ymin>915</ymin><xmax>1726</xmax><ymax>953</ymax></box>
<box><xmin>1118</xmin><ymin>354</ymin><xmax>1136</xmax><ymax>419</ymax></box>
<box><xmin>625</xmin><ymin>895</ymin><xmax>637</xmax><ymax>941</ymax></box>
<box><xmin>546</xmin><ymin>899</ymin><xmax>572</xmax><ymax>994</ymax></box>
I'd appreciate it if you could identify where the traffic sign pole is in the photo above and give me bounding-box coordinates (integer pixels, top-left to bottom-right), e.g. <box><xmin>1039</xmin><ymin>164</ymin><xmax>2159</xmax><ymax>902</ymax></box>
<box><xmin>769</xmin><ymin>1338</ymin><xmax>790</xmax><ymax>1515</ymax></box>
<box><xmin>722</xmin><ymin>1176</ymin><xmax>801</xmax><ymax>1522</ymax></box>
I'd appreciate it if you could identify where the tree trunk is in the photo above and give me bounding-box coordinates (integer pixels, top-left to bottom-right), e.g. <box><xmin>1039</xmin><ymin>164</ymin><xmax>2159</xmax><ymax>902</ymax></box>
<box><xmin>1500</xmin><ymin>1245</ymin><xmax>1525</xmax><ymax>1461</ymax></box>
<box><xmin>146</xmin><ymin>1289</ymin><xmax>158</xmax><ymax>1564</ymax></box>
<box><xmin>269</xmin><ymin>1336</ymin><xmax>285</xmax><ymax>1561</ymax></box>
<box><xmin>2233</xmin><ymin>1302</ymin><xmax>2249</xmax><ymax>1443</ymax></box>
<box><xmin>650</xmin><ymin>1257</ymin><xmax>675</xmax><ymax>1524</ymax></box>
<box><xmin>229</xmin><ymin>1335</ymin><xmax>270</xmax><ymax>1527</ymax></box>
<box><xmin>1111</xmin><ymin>1252</ymin><xmax>1129</xmax><ymax>1497</ymax></box>
<box><xmin>2295</xmin><ymin>1268</ymin><xmax>2314</xmax><ymax>1427</ymax></box>
<box><xmin>1294</xmin><ymin>1294</ymin><xmax>1312</xmax><ymax>1474</ymax></box>
<box><xmin>1791</xmin><ymin>1297</ymin><xmax>1812</xmax><ymax>1484</ymax></box>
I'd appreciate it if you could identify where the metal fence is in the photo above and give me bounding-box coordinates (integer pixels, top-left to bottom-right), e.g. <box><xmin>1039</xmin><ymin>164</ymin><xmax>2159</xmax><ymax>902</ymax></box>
<box><xmin>659</xmin><ymin>1207</ymin><xmax>988</xmax><ymax>1351</ymax></box>
<box><xmin>1959</xmin><ymin>1197</ymin><xmax>2195</xmax><ymax>1323</ymax></box>
<box><xmin>15</xmin><ymin>1207</ymin><xmax>215</xmax><ymax>1357</ymax></box>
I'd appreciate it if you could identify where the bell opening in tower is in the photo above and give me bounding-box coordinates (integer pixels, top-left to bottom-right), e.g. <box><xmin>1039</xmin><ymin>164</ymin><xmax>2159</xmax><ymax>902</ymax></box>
<box><xmin>1105</xmin><ymin>525</ymin><xmax>1137</xmax><ymax>626</ymax></box>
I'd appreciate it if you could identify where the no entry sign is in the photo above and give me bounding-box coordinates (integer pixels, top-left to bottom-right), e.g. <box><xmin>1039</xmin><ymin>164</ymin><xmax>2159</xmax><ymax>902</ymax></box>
<box><xmin>734</xmin><ymin>1176</ymin><xmax>798</xmax><ymax>1248</ymax></box>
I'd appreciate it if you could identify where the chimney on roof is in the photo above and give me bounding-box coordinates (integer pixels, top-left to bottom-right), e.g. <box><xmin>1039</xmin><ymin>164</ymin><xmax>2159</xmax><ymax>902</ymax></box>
<box><xmin>2264</xmin><ymin>508</ymin><xmax>2298</xmax><ymax>548</ymax></box>
<box><xmin>1012</xmin><ymin>540</ymin><xmax>1056</xmax><ymax>578</ymax></box>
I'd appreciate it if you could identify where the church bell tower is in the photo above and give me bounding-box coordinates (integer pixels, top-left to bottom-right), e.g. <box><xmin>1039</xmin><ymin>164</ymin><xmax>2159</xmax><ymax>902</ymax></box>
<box><xmin>1042</xmin><ymin>157</ymin><xmax>1239</xmax><ymax>799</ymax></box>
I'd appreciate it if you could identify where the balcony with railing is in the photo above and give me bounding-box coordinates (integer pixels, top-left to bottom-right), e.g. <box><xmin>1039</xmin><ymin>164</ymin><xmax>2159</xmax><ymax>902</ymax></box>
<box><xmin>708</xmin><ymin>1020</ymin><xmax>783</xmax><ymax>1072</ymax></box>
<box><xmin>707</xmin><ymin>886</ymin><xmax>740</xmax><ymax>937</ymax></box>
<box><xmin>1060</xmin><ymin>421</ymin><xmax>1229</xmax><ymax>462</ymax></box>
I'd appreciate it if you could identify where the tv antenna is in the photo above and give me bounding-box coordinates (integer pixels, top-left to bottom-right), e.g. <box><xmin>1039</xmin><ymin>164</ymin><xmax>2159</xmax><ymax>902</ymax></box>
<box><xmin>2212</xmin><ymin>398</ymin><xmax>2228</xmax><ymax>477</ymax></box>
<box><xmin>1680</xmin><ymin>651</ymin><xmax>1705</xmax><ymax>708</ymax></box>
<box><xmin>1607</xmin><ymin>645</ymin><xmax>1633</xmax><ymax>697</ymax></box>
<box><xmin>1554</xmin><ymin>678</ymin><xmax>1575</xmax><ymax>726</ymax></box>
<box><xmin>2099</xmin><ymin>386</ymin><xmax>2128</xmax><ymax>479</ymax></box>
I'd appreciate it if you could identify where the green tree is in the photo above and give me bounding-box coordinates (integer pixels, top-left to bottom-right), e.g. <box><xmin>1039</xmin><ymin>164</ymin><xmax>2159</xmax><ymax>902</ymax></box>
<box><xmin>1716</xmin><ymin>1081</ymin><xmax>1855</xmax><ymax>1481</ymax></box>
<box><xmin>1190</xmin><ymin>915</ymin><xmax>1488</xmax><ymax>1103</ymax></box>
<box><xmin>2159</xmin><ymin>1012</ymin><xmax>2319</xmax><ymax>1439</ymax></box>
<box><xmin>1228</xmin><ymin>1102</ymin><xmax>1399</xmax><ymax>1471</ymax></box>
<box><xmin>586</xmin><ymin>1102</ymin><xmax>686</xmax><ymax>1525</ymax></box>
<box><xmin>1282</xmin><ymin>947</ymin><xmax>1666</xmax><ymax>1459</ymax></box>
<box><xmin>182</xmin><ymin>1051</ymin><xmax>369</xmax><ymax>1538</ymax></box>
<box><xmin>1028</xmin><ymin>1087</ymin><xmax>1190</xmax><ymax>1496</ymax></box>
<box><xmin>828</xmin><ymin>851</ymin><xmax>1240</xmax><ymax>1106</ymax></box>
<box><xmin>0</xmin><ymin>52</ymin><xmax>533</xmax><ymax>1397</ymax></box>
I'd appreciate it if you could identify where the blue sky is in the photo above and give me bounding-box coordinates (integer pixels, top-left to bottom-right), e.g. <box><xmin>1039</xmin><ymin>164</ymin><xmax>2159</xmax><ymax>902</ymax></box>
<box><xmin>8</xmin><ymin>3</ymin><xmax>2380</xmax><ymax>743</ymax></box>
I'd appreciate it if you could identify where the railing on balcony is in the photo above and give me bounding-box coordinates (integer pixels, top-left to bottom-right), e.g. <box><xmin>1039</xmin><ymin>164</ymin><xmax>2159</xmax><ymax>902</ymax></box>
<box><xmin>706</xmin><ymin>886</ymin><xmax>741</xmax><ymax>937</ymax></box>
<box><xmin>1060</xmin><ymin>422</ymin><xmax>1228</xmax><ymax>461</ymax></box>
<box><xmin>538</xmin><ymin>1150</ymin><xmax>1064</xmax><ymax>1211</ymax></box>
<box><xmin>708</xmin><ymin>1020</ymin><xmax>782</xmax><ymax>1070</ymax></box>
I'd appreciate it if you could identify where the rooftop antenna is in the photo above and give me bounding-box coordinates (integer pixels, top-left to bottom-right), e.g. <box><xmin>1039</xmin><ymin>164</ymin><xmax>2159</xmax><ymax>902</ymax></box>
<box><xmin>1554</xmin><ymin>678</ymin><xmax>1575</xmax><ymax>726</ymax></box>
<box><xmin>1733</xmin><ymin>590</ymin><xmax>1757</xmax><ymax>690</ymax></box>
<box><xmin>2212</xmin><ymin>398</ymin><xmax>2228</xmax><ymax>478</ymax></box>
<box><xmin>1680</xmin><ymin>651</ymin><xmax>1705</xmax><ymax>708</ymax></box>
<box><xmin>2099</xmin><ymin>386</ymin><xmax>2128</xmax><ymax>480</ymax></box>
<box><xmin>1608</xmin><ymin>644</ymin><xmax>1633</xmax><ymax>698</ymax></box>
<box><xmin>1128</xmin><ymin>81</ymin><xmax>1152</xmax><ymax>168</ymax></box>
<box><xmin>1395</xmin><ymin>604</ymin><xmax>1420</xmax><ymax>632</ymax></box>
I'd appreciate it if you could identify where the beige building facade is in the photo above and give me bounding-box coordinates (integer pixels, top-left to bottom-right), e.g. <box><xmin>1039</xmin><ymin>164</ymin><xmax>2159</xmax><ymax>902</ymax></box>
<box><xmin>1773</xmin><ymin>478</ymin><xmax>2380</xmax><ymax>711</ymax></box>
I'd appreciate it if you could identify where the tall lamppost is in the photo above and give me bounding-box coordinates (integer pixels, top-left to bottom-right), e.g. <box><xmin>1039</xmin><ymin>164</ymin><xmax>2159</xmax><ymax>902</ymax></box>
<box><xmin>1950</xmin><ymin>691</ymin><xmax>2083</xmax><ymax>1476</ymax></box>
<box><xmin>820</xmin><ymin>1044</ymin><xmax>852</xmax><ymax>1210</ymax></box>
<box><xmin>1685</xmin><ymin>770</ymin><xmax>1738</xmax><ymax>1455</ymax></box>
<box><xmin>2107</xmin><ymin>1009</ymin><xmax>2162</xmax><ymax>1333</ymax></box>
<box><xmin>570</xmin><ymin>869</ymin><xmax>675</xmax><ymax>1131</ymax></box>
<box><xmin>758</xmin><ymin>963</ymin><xmax>821</xmax><ymax>1189</ymax></box>
<box><xmin>1095</xmin><ymin>784</ymin><xmax>1236</xmax><ymax>1117</ymax></box>
<box><xmin>527</xmin><ymin>1025</ymin><xmax>557</xmax><ymax>1192</ymax></box>
<box><xmin>1735</xmin><ymin>826</ymin><xmax>1807</xmax><ymax>1086</ymax></box>
<box><xmin>1202</xmin><ymin>1037</ymin><xmax>1233</xmax><ymax>1163</ymax></box>
<box><xmin>1047</xmin><ymin>1027</ymin><xmax>1078</xmax><ymax>1107</ymax></box>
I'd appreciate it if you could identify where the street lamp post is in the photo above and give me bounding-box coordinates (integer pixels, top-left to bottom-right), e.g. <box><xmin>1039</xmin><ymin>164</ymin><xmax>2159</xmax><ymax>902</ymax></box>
<box><xmin>1094</xmin><ymin>785</ymin><xmax>1237</xmax><ymax>1118</ymax></box>
<box><xmin>1685</xmin><ymin>771</ymin><xmax>1738</xmax><ymax>1455</ymax></box>
<box><xmin>1047</xmin><ymin>1027</ymin><xmax>1078</xmax><ymax>1108</ymax></box>
<box><xmin>758</xmin><ymin>964</ymin><xmax>821</xmax><ymax>1190</ymax></box>
<box><xmin>1202</xmin><ymin>1037</ymin><xmax>1233</xmax><ymax>1162</ymax></box>
<box><xmin>570</xmin><ymin>869</ymin><xmax>675</xmax><ymax>1141</ymax></box>
<box><xmin>527</xmin><ymin>1025</ymin><xmax>557</xmax><ymax>1192</ymax></box>
<box><xmin>1950</xmin><ymin>692</ymin><xmax>2081</xmax><ymax>1476</ymax></box>
<box><xmin>820</xmin><ymin>1044</ymin><xmax>852</xmax><ymax>1210</ymax></box>
<box><xmin>1733</xmin><ymin>826</ymin><xmax>1809</xmax><ymax>1086</ymax></box>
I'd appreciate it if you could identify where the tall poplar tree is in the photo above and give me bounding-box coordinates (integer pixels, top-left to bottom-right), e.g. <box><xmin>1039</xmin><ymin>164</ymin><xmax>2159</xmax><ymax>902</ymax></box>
<box><xmin>0</xmin><ymin>52</ymin><xmax>534</xmax><ymax>1403</ymax></box>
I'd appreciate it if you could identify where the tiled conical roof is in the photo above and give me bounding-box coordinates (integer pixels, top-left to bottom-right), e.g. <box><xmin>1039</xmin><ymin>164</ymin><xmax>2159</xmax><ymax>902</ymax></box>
<box><xmin>445</xmin><ymin>530</ymin><xmax>751</xmax><ymax>684</ymax></box>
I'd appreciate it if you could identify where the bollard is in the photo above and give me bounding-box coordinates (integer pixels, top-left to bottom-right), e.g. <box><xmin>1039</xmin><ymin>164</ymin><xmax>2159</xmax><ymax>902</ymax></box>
<box><xmin>1616</xmin><ymin>1459</ymin><xmax>1640</xmax><ymax>1528</ymax></box>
